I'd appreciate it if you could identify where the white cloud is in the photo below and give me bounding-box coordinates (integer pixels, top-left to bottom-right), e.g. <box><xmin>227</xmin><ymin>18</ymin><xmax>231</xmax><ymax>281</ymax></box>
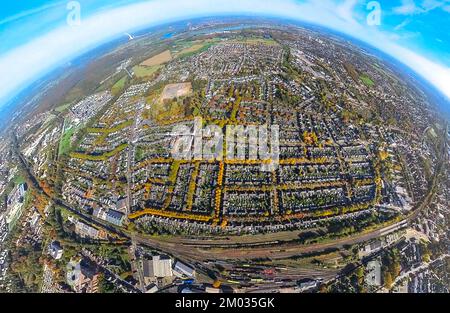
<box><xmin>0</xmin><ymin>0</ymin><xmax>449</xmax><ymax>105</ymax></box>
<box><xmin>336</xmin><ymin>0</ymin><xmax>358</xmax><ymax>24</ymax></box>
<box><xmin>394</xmin><ymin>0</ymin><xmax>420</xmax><ymax>14</ymax></box>
<box><xmin>0</xmin><ymin>1</ymin><xmax>66</xmax><ymax>26</ymax></box>
<box><xmin>394</xmin><ymin>19</ymin><xmax>411</xmax><ymax>30</ymax></box>
<box><xmin>393</xmin><ymin>0</ymin><xmax>450</xmax><ymax>15</ymax></box>
<box><xmin>422</xmin><ymin>0</ymin><xmax>447</xmax><ymax>11</ymax></box>
<box><xmin>390</xmin><ymin>19</ymin><xmax>420</xmax><ymax>41</ymax></box>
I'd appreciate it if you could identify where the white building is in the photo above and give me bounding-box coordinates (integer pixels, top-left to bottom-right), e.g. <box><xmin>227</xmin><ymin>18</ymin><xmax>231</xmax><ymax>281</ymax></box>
<box><xmin>173</xmin><ymin>261</ymin><xmax>195</xmax><ymax>278</ymax></box>
<box><xmin>365</xmin><ymin>260</ymin><xmax>382</xmax><ymax>287</ymax></box>
<box><xmin>49</xmin><ymin>241</ymin><xmax>63</xmax><ymax>260</ymax></box>
<box><xmin>143</xmin><ymin>255</ymin><xmax>173</xmax><ymax>279</ymax></box>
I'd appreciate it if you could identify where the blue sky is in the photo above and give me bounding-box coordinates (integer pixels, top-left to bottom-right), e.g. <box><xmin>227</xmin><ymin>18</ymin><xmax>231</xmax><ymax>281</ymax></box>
<box><xmin>0</xmin><ymin>0</ymin><xmax>449</xmax><ymax>109</ymax></box>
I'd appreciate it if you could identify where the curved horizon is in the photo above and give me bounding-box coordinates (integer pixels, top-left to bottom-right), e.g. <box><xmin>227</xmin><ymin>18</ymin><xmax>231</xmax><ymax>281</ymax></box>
<box><xmin>1</xmin><ymin>0</ymin><xmax>450</xmax><ymax>111</ymax></box>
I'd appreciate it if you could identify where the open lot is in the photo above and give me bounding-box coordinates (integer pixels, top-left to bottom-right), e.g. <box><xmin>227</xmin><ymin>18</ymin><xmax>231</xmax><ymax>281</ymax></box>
<box><xmin>160</xmin><ymin>82</ymin><xmax>193</xmax><ymax>101</ymax></box>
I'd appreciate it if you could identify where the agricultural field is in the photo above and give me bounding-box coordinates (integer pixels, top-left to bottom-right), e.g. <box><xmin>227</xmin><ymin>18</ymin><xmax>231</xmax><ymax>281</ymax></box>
<box><xmin>141</xmin><ymin>49</ymin><xmax>172</xmax><ymax>66</ymax></box>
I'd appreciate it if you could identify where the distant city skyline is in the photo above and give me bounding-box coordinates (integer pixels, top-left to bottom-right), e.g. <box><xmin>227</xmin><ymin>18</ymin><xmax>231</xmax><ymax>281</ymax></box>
<box><xmin>0</xmin><ymin>0</ymin><xmax>449</xmax><ymax>110</ymax></box>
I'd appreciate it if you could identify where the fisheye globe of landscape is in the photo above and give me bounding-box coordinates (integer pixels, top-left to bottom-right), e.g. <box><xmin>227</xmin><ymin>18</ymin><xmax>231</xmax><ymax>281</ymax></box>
<box><xmin>0</xmin><ymin>14</ymin><xmax>449</xmax><ymax>295</ymax></box>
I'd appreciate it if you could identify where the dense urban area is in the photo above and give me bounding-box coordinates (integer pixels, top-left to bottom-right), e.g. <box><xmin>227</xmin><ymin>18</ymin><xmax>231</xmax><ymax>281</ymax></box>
<box><xmin>0</xmin><ymin>18</ymin><xmax>449</xmax><ymax>294</ymax></box>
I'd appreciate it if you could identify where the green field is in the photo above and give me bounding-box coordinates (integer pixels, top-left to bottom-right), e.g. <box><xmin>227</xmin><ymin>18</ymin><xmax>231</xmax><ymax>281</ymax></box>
<box><xmin>59</xmin><ymin>127</ymin><xmax>75</xmax><ymax>156</ymax></box>
<box><xmin>360</xmin><ymin>74</ymin><xmax>375</xmax><ymax>87</ymax></box>
<box><xmin>135</xmin><ymin>146</ymin><xmax>145</xmax><ymax>162</ymax></box>
<box><xmin>111</xmin><ymin>76</ymin><xmax>127</xmax><ymax>95</ymax></box>
<box><xmin>132</xmin><ymin>65</ymin><xmax>161</xmax><ymax>78</ymax></box>
<box><xmin>13</xmin><ymin>174</ymin><xmax>26</xmax><ymax>185</ymax></box>
<box><xmin>173</xmin><ymin>39</ymin><xmax>221</xmax><ymax>59</ymax></box>
<box><xmin>55</xmin><ymin>102</ymin><xmax>72</xmax><ymax>113</ymax></box>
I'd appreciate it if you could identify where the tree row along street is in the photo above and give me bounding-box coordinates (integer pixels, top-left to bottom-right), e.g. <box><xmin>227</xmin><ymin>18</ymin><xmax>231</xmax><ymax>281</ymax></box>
<box><xmin>12</xmin><ymin>128</ymin><xmax>447</xmax><ymax>264</ymax></box>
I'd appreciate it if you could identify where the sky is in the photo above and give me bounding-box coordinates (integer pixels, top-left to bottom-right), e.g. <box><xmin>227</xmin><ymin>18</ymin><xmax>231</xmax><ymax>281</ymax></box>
<box><xmin>0</xmin><ymin>0</ymin><xmax>449</xmax><ymax>110</ymax></box>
